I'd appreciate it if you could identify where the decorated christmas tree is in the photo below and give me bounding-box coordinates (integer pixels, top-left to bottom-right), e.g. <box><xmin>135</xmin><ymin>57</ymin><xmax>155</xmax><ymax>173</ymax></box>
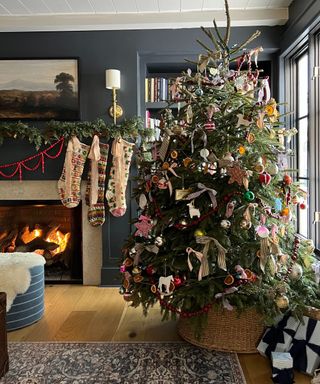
<box><xmin>120</xmin><ymin>0</ymin><xmax>320</xmax><ymax>328</ymax></box>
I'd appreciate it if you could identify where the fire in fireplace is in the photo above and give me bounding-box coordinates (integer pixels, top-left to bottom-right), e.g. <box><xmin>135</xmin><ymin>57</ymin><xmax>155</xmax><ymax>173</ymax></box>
<box><xmin>0</xmin><ymin>201</ymin><xmax>82</xmax><ymax>282</ymax></box>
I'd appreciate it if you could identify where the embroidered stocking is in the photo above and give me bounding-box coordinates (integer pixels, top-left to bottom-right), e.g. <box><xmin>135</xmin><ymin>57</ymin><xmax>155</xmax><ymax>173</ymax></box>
<box><xmin>106</xmin><ymin>137</ymin><xmax>134</xmax><ymax>217</ymax></box>
<box><xmin>58</xmin><ymin>136</ymin><xmax>89</xmax><ymax>208</ymax></box>
<box><xmin>85</xmin><ymin>135</ymin><xmax>109</xmax><ymax>226</ymax></box>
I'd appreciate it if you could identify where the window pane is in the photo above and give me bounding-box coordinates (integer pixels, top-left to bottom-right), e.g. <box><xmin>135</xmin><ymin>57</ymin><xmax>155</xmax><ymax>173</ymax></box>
<box><xmin>298</xmin><ymin>117</ymin><xmax>308</xmax><ymax>178</ymax></box>
<box><xmin>297</xmin><ymin>53</ymin><xmax>308</xmax><ymax>118</ymax></box>
<box><xmin>298</xmin><ymin>179</ymin><xmax>309</xmax><ymax>238</ymax></box>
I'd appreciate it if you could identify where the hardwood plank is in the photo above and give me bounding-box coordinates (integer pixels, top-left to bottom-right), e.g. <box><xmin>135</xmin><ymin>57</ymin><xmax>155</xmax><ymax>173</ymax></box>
<box><xmin>54</xmin><ymin>311</ymin><xmax>96</xmax><ymax>341</ymax></box>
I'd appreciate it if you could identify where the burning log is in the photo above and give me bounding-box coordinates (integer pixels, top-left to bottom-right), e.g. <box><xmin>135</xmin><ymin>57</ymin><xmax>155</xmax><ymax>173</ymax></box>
<box><xmin>15</xmin><ymin>237</ymin><xmax>59</xmax><ymax>253</ymax></box>
<box><xmin>0</xmin><ymin>229</ymin><xmax>18</xmax><ymax>252</ymax></box>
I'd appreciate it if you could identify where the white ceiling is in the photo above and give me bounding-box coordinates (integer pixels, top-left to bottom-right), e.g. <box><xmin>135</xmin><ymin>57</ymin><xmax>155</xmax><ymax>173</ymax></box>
<box><xmin>0</xmin><ymin>0</ymin><xmax>294</xmax><ymax>32</ymax></box>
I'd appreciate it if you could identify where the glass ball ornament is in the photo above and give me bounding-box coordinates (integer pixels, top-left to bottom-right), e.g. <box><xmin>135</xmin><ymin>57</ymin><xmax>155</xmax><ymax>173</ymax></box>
<box><xmin>299</xmin><ymin>201</ymin><xmax>307</xmax><ymax>210</ymax></box>
<box><xmin>289</xmin><ymin>263</ymin><xmax>303</xmax><ymax>280</ymax></box>
<box><xmin>155</xmin><ymin>236</ymin><xmax>164</xmax><ymax>247</ymax></box>
<box><xmin>275</xmin><ymin>295</ymin><xmax>289</xmax><ymax>309</ymax></box>
<box><xmin>173</xmin><ymin>276</ymin><xmax>183</xmax><ymax>287</ymax></box>
<box><xmin>194</xmin><ymin>228</ymin><xmax>206</xmax><ymax>237</ymax></box>
<box><xmin>195</xmin><ymin>88</ymin><xmax>204</xmax><ymax>96</ymax></box>
<box><xmin>220</xmin><ymin>219</ymin><xmax>231</xmax><ymax>229</ymax></box>
<box><xmin>179</xmin><ymin>219</ymin><xmax>188</xmax><ymax>226</ymax></box>
<box><xmin>256</xmin><ymin>225</ymin><xmax>270</xmax><ymax>238</ymax></box>
<box><xmin>244</xmin><ymin>190</ymin><xmax>255</xmax><ymax>202</ymax></box>
<box><xmin>283</xmin><ymin>174</ymin><xmax>292</xmax><ymax>185</ymax></box>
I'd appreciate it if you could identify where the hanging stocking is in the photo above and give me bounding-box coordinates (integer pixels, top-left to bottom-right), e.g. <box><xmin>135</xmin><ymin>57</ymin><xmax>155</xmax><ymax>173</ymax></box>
<box><xmin>85</xmin><ymin>135</ymin><xmax>109</xmax><ymax>226</ymax></box>
<box><xmin>58</xmin><ymin>136</ymin><xmax>89</xmax><ymax>208</ymax></box>
<box><xmin>106</xmin><ymin>137</ymin><xmax>134</xmax><ymax>217</ymax></box>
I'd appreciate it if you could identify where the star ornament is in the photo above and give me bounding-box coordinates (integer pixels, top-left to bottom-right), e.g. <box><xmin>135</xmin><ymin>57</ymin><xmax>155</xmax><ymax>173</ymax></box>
<box><xmin>134</xmin><ymin>215</ymin><xmax>153</xmax><ymax>238</ymax></box>
<box><xmin>236</xmin><ymin>114</ymin><xmax>252</xmax><ymax>128</ymax></box>
<box><xmin>227</xmin><ymin>163</ymin><xmax>248</xmax><ymax>187</ymax></box>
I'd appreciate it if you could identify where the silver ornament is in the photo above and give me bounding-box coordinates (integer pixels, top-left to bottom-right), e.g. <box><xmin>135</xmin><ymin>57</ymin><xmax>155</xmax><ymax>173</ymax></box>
<box><xmin>289</xmin><ymin>263</ymin><xmax>303</xmax><ymax>280</ymax></box>
<box><xmin>220</xmin><ymin>220</ymin><xmax>231</xmax><ymax>229</ymax></box>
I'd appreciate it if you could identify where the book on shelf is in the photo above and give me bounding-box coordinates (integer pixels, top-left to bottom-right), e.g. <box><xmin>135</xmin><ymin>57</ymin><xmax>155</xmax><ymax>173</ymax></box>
<box><xmin>145</xmin><ymin>109</ymin><xmax>160</xmax><ymax>142</ymax></box>
<box><xmin>145</xmin><ymin>77</ymin><xmax>174</xmax><ymax>103</ymax></box>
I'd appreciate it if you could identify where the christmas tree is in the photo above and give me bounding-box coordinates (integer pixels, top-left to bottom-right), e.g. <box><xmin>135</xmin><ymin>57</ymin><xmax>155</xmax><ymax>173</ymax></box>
<box><xmin>120</xmin><ymin>0</ymin><xmax>320</xmax><ymax>327</ymax></box>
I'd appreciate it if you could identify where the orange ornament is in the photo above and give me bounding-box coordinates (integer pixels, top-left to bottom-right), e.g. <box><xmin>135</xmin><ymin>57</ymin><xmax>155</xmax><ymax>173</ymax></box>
<box><xmin>183</xmin><ymin>157</ymin><xmax>193</xmax><ymax>167</ymax></box>
<box><xmin>162</xmin><ymin>162</ymin><xmax>170</xmax><ymax>170</ymax></box>
<box><xmin>283</xmin><ymin>174</ymin><xmax>292</xmax><ymax>185</ymax></box>
<box><xmin>238</xmin><ymin>146</ymin><xmax>246</xmax><ymax>155</ymax></box>
<box><xmin>224</xmin><ymin>275</ymin><xmax>235</xmax><ymax>285</ymax></box>
<box><xmin>170</xmin><ymin>150</ymin><xmax>178</xmax><ymax>159</ymax></box>
<box><xmin>151</xmin><ymin>175</ymin><xmax>159</xmax><ymax>183</ymax></box>
<box><xmin>244</xmin><ymin>269</ymin><xmax>253</xmax><ymax>281</ymax></box>
<box><xmin>281</xmin><ymin>207</ymin><xmax>290</xmax><ymax>216</ymax></box>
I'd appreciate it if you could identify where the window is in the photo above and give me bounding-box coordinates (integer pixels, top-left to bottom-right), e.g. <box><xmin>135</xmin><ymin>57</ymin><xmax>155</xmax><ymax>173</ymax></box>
<box><xmin>296</xmin><ymin>51</ymin><xmax>309</xmax><ymax>238</ymax></box>
<box><xmin>283</xmin><ymin>27</ymin><xmax>320</xmax><ymax>249</ymax></box>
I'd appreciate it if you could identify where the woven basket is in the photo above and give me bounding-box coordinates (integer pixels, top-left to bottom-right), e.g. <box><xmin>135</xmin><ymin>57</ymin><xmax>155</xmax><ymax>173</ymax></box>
<box><xmin>178</xmin><ymin>306</ymin><xmax>265</xmax><ymax>353</ymax></box>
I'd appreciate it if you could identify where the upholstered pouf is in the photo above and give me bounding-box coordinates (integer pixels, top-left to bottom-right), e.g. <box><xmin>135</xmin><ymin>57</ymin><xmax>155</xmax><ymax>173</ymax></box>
<box><xmin>6</xmin><ymin>264</ymin><xmax>45</xmax><ymax>331</ymax></box>
<box><xmin>0</xmin><ymin>292</ymin><xmax>9</xmax><ymax>378</ymax></box>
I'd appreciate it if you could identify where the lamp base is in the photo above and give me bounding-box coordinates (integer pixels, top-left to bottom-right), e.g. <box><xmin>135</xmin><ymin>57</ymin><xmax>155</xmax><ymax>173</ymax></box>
<box><xmin>108</xmin><ymin>105</ymin><xmax>123</xmax><ymax>119</ymax></box>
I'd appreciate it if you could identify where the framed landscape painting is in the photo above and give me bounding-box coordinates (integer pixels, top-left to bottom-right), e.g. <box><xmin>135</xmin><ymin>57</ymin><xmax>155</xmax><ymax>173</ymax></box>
<box><xmin>0</xmin><ymin>58</ymin><xmax>79</xmax><ymax>120</ymax></box>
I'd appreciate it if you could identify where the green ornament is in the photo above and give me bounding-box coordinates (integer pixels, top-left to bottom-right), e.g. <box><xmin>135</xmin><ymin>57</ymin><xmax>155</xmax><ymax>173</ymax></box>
<box><xmin>195</xmin><ymin>88</ymin><xmax>203</xmax><ymax>96</ymax></box>
<box><xmin>244</xmin><ymin>190</ymin><xmax>255</xmax><ymax>201</ymax></box>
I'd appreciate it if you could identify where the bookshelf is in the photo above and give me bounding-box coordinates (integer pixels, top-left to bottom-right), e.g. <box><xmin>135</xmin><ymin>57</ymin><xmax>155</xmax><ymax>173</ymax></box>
<box><xmin>137</xmin><ymin>53</ymin><xmax>273</xmax><ymax>139</ymax></box>
<box><xmin>138</xmin><ymin>53</ymin><xmax>198</xmax><ymax>139</ymax></box>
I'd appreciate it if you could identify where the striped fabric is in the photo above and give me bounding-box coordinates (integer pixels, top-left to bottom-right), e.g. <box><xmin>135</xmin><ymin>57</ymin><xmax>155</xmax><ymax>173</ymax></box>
<box><xmin>6</xmin><ymin>265</ymin><xmax>44</xmax><ymax>331</ymax></box>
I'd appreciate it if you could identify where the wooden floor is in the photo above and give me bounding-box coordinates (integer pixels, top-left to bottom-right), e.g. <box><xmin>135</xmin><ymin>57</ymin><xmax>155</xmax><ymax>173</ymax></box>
<box><xmin>8</xmin><ymin>285</ymin><xmax>311</xmax><ymax>384</ymax></box>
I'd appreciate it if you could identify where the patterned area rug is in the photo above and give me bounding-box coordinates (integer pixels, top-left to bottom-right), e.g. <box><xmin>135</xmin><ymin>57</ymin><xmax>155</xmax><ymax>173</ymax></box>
<box><xmin>0</xmin><ymin>342</ymin><xmax>246</xmax><ymax>384</ymax></box>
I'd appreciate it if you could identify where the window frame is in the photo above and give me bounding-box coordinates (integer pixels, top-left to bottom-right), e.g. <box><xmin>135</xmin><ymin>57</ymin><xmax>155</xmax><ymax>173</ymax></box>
<box><xmin>282</xmin><ymin>28</ymin><xmax>320</xmax><ymax>250</ymax></box>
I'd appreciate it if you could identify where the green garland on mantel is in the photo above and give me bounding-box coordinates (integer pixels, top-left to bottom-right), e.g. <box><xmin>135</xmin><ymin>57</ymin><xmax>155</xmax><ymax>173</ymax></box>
<box><xmin>0</xmin><ymin>117</ymin><xmax>151</xmax><ymax>150</ymax></box>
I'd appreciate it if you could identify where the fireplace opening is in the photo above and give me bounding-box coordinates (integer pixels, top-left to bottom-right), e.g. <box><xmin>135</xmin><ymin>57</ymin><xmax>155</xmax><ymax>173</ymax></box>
<box><xmin>0</xmin><ymin>200</ymin><xmax>82</xmax><ymax>283</ymax></box>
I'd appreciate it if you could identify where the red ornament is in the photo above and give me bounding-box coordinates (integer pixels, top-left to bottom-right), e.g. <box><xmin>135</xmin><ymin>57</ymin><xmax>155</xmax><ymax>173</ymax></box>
<box><xmin>173</xmin><ymin>276</ymin><xmax>183</xmax><ymax>287</ymax></box>
<box><xmin>259</xmin><ymin>172</ymin><xmax>271</xmax><ymax>185</ymax></box>
<box><xmin>283</xmin><ymin>174</ymin><xmax>292</xmax><ymax>185</ymax></box>
<box><xmin>146</xmin><ymin>265</ymin><xmax>155</xmax><ymax>275</ymax></box>
<box><xmin>204</xmin><ymin>120</ymin><xmax>215</xmax><ymax>132</ymax></box>
<box><xmin>299</xmin><ymin>202</ymin><xmax>307</xmax><ymax>210</ymax></box>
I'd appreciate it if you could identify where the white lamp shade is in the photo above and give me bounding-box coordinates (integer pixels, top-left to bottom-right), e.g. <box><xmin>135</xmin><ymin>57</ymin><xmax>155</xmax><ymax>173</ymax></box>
<box><xmin>105</xmin><ymin>69</ymin><xmax>121</xmax><ymax>89</ymax></box>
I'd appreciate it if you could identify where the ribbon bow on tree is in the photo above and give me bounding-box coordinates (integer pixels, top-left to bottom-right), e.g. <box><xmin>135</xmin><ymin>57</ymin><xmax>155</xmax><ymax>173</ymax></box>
<box><xmin>196</xmin><ymin>235</ymin><xmax>227</xmax><ymax>271</ymax></box>
<box><xmin>215</xmin><ymin>286</ymin><xmax>238</xmax><ymax>310</ymax></box>
<box><xmin>186</xmin><ymin>247</ymin><xmax>210</xmax><ymax>281</ymax></box>
<box><xmin>186</xmin><ymin>183</ymin><xmax>217</xmax><ymax>208</ymax></box>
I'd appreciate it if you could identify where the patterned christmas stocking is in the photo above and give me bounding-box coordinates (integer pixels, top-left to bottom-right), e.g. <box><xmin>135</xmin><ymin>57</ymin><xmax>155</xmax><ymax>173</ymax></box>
<box><xmin>106</xmin><ymin>137</ymin><xmax>134</xmax><ymax>217</ymax></box>
<box><xmin>58</xmin><ymin>136</ymin><xmax>89</xmax><ymax>208</ymax></box>
<box><xmin>85</xmin><ymin>135</ymin><xmax>109</xmax><ymax>226</ymax></box>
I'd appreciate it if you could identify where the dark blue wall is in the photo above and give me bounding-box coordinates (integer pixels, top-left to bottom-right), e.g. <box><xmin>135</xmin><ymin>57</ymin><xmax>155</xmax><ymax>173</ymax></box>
<box><xmin>0</xmin><ymin>26</ymin><xmax>282</xmax><ymax>284</ymax></box>
<box><xmin>281</xmin><ymin>0</ymin><xmax>320</xmax><ymax>52</ymax></box>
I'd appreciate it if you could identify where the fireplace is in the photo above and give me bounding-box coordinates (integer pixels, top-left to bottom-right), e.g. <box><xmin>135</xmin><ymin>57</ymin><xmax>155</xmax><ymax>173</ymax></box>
<box><xmin>0</xmin><ymin>181</ymin><xmax>102</xmax><ymax>285</ymax></box>
<box><xmin>0</xmin><ymin>201</ymin><xmax>82</xmax><ymax>283</ymax></box>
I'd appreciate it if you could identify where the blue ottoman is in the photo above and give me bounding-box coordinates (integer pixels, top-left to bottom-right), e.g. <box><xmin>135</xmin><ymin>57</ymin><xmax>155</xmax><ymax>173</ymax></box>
<box><xmin>6</xmin><ymin>264</ymin><xmax>45</xmax><ymax>331</ymax></box>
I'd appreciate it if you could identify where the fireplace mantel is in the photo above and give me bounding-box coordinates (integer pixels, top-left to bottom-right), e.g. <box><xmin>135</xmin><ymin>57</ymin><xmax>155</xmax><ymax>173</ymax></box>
<box><xmin>0</xmin><ymin>180</ymin><xmax>102</xmax><ymax>285</ymax></box>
